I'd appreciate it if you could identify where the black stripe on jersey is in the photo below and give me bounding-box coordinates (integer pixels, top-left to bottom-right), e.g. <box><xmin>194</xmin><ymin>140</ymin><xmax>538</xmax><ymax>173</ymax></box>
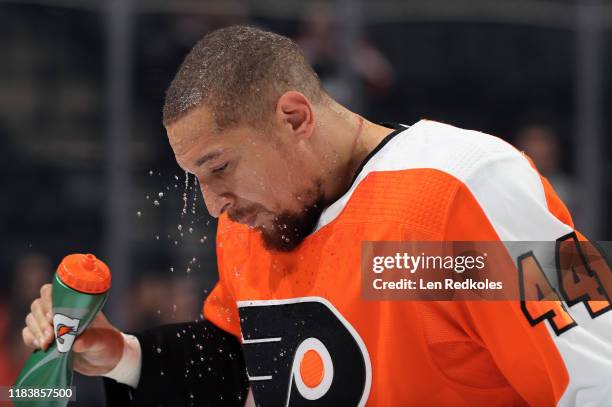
<box><xmin>346</xmin><ymin>122</ymin><xmax>409</xmax><ymax>190</ymax></box>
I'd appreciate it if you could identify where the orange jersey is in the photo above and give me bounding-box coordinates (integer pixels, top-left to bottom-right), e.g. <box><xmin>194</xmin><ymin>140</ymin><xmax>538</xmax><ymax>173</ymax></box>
<box><xmin>204</xmin><ymin>120</ymin><xmax>612</xmax><ymax>406</ymax></box>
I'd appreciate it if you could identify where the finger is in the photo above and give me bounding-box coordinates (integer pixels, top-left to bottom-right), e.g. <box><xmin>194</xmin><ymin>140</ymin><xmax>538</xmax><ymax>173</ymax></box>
<box><xmin>22</xmin><ymin>327</ymin><xmax>40</xmax><ymax>349</ymax></box>
<box><xmin>25</xmin><ymin>313</ymin><xmax>45</xmax><ymax>348</ymax></box>
<box><xmin>40</xmin><ymin>284</ymin><xmax>53</xmax><ymax>322</ymax></box>
<box><xmin>31</xmin><ymin>299</ymin><xmax>53</xmax><ymax>344</ymax></box>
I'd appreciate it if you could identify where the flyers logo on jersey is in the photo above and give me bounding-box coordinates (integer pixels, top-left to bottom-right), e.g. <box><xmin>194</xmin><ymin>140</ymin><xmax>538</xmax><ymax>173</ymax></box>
<box><xmin>53</xmin><ymin>313</ymin><xmax>81</xmax><ymax>353</ymax></box>
<box><xmin>237</xmin><ymin>297</ymin><xmax>372</xmax><ymax>406</ymax></box>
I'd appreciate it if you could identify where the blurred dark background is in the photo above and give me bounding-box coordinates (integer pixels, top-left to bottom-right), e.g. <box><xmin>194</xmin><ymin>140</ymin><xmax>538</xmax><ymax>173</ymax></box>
<box><xmin>0</xmin><ymin>0</ymin><xmax>610</xmax><ymax>405</ymax></box>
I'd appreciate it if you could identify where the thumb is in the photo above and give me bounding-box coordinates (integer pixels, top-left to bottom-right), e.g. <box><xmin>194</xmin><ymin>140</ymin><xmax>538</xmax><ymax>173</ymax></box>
<box><xmin>73</xmin><ymin>329</ymin><xmax>96</xmax><ymax>353</ymax></box>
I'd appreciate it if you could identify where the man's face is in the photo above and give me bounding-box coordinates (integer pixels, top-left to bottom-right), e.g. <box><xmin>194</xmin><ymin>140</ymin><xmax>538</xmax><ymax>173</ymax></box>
<box><xmin>166</xmin><ymin>106</ymin><xmax>326</xmax><ymax>252</ymax></box>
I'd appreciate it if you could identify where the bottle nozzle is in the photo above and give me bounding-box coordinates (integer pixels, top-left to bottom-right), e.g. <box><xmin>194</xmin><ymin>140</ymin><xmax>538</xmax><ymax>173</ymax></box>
<box><xmin>82</xmin><ymin>254</ymin><xmax>96</xmax><ymax>270</ymax></box>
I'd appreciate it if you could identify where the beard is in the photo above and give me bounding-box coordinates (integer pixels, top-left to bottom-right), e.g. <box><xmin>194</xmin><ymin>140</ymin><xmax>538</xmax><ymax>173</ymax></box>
<box><xmin>228</xmin><ymin>180</ymin><xmax>327</xmax><ymax>252</ymax></box>
<box><xmin>259</xmin><ymin>195</ymin><xmax>327</xmax><ymax>252</ymax></box>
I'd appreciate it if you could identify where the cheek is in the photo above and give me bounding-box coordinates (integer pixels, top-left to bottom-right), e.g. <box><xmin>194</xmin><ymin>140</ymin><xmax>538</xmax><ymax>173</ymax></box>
<box><xmin>234</xmin><ymin>164</ymin><xmax>299</xmax><ymax>211</ymax></box>
<box><xmin>230</xmin><ymin>164</ymin><xmax>275</xmax><ymax>208</ymax></box>
<box><xmin>265</xmin><ymin>159</ymin><xmax>303</xmax><ymax>193</ymax></box>
<box><xmin>234</xmin><ymin>162</ymin><xmax>269</xmax><ymax>194</ymax></box>
<box><xmin>237</xmin><ymin>143</ymin><xmax>309</xmax><ymax>209</ymax></box>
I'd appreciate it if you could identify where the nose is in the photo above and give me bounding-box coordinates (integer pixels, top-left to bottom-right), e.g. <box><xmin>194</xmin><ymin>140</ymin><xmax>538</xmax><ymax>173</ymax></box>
<box><xmin>199</xmin><ymin>181</ymin><xmax>234</xmax><ymax>218</ymax></box>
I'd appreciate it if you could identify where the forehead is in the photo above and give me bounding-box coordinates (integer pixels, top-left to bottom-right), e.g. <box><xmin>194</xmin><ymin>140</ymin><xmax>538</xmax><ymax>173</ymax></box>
<box><xmin>166</xmin><ymin>106</ymin><xmax>220</xmax><ymax>156</ymax></box>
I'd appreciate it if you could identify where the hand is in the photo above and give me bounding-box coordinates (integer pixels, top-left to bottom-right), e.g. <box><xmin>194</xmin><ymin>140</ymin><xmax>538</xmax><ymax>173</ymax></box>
<box><xmin>22</xmin><ymin>283</ymin><xmax>125</xmax><ymax>376</ymax></box>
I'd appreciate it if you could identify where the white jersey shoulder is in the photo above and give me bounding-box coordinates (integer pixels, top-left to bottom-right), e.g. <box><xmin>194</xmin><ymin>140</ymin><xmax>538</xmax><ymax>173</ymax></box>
<box><xmin>316</xmin><ymin>119</ymin><xmax>538</xmax><ymax>231</ymax></box>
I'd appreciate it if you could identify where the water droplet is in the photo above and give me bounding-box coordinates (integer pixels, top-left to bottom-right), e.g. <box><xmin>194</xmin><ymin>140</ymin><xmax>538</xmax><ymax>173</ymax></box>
<box><xmin>153</xmin><ymin>200</ymin><xmax>160</xmax><ymax>206</ymax></box>
<box><xmin>158</xmin><ymin>192</ymin><xmax>164</xmax><ymax>198</ymax></box>
<box><xmin>148</xmin><ymin>170</ymin><xmax>153</xmax><ymax>176</ymax></box>
<box><xmin>177</xmin><ymin>224</ymin><xmax>183</xmax><ymax>231</ymax></box>
<box><xmin>191</xmin><ymin>177</ymin><xmax>199</xmax><ymax>215</ymax></box>
<box><xmin>136</xmin><ymin>211</ymin><xmax>142</xmax><ymax>217</ymax></box>
<box><xmin>182</xmin><ymin>171</ymin><xmax>189</xmax><ymax>216</ymax></box>
<box><xmin>156</xmin><ymin>347</ymin><xmax>162</xmax><ymax>353</ymax></box>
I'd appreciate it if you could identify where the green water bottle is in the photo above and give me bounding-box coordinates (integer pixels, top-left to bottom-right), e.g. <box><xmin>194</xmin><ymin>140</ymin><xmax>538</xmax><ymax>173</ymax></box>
<box><xmin>13</xmin><ymin>253</ymin><xmax>111</xmax><ymax>406</ymax></box>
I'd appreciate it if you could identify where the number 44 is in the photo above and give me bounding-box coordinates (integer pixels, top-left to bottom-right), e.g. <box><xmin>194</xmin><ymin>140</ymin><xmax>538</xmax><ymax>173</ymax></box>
<box><xmin>518</xmin><ymin>232</ymin><xmax>612</xmax><ymax>336</ymax></box>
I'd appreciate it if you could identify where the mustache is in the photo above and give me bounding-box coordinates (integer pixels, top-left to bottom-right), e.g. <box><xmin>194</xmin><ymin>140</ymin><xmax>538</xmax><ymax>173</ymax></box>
<box><xmin>228</xmin><ymin>205</ymin><xmax>262</xmax><ymax>223</ymax></box>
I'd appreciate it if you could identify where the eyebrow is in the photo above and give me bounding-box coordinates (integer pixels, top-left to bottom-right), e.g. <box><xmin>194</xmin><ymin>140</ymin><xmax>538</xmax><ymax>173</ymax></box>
<box><xmin>195</xmin><ymin>151</ymin><xmax>222</xmax><ymax>167</ymax></box>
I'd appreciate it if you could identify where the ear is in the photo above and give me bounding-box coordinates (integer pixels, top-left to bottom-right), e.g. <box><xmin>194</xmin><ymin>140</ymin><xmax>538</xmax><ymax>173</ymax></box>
<box><xmin>275</xmin><ymin>91</ymin><xmax>315</xmax><ymax>139</ymax></box>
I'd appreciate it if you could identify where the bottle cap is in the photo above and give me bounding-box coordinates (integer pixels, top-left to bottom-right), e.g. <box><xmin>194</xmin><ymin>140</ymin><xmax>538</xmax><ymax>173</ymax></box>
<box><xmin>57</xmin><ymin>253</ymin><xmax>111</xmax><ymax>294</ymax></box>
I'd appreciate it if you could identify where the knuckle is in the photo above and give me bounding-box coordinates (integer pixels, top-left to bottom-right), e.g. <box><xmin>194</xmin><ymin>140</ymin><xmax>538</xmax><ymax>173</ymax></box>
<box><xmin>26</xmin><ymin>313</ymin><xmax>40</xmax><ymax>331</ymax></box>
<box><xmin>22</xmin><ymin>329</ymin><xmax>33</xmax><ymax>347</ymax></box>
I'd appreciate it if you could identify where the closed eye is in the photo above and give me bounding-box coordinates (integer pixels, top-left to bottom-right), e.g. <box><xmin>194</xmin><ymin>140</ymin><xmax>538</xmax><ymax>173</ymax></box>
<box><xmin>211</xmin><ymin>162</ymin><xmax>229</xmax><ymax>174</ymax></box>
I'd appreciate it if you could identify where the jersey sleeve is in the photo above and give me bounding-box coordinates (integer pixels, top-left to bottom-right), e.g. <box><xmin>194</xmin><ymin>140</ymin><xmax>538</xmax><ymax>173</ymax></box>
<box><xmin>442</xmin><ymin>150</ymin><xmax>612</xmax><ymax>407</ymax></box>
<box><xmin>203</xmin><ymin>216</ymin><xmax>243</xmax><ymax>339</ymax></box>
<box><xmin>103</xmin><ymin>320</ymin><xmax>248</xmax><ymax>406</ymax></box>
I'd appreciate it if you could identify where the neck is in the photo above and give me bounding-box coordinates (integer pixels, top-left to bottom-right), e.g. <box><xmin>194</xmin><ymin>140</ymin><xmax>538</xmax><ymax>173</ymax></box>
<box><xmin>313</xmin><ymin>100</ymin><xmax>395</xmax><ymax>204</ymax></box>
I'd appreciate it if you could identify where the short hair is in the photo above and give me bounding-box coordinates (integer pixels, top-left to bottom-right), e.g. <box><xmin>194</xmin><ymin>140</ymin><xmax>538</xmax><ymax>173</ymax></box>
<box><xmin>163</xmin><ymin>25</ymin><xmax>323</xmax><ymax>130</ymax></box>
